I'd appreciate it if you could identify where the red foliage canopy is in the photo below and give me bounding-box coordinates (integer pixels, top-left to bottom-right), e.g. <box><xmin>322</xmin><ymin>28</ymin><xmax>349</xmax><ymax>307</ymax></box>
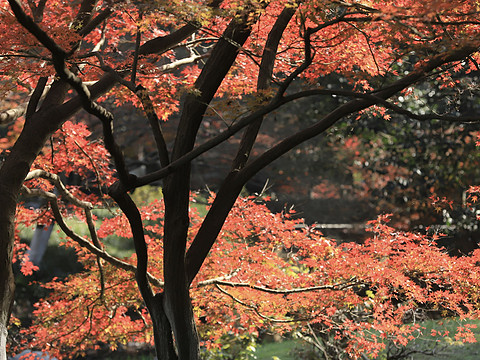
<box><xmin>2</xmin><ymin>0</ymin><xmax>480</xmax><ymax>359</ymax></box>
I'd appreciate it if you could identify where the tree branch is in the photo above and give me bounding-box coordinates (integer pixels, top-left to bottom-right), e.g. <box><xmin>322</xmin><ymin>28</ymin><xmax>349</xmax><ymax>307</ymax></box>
<box><xmin>278</xmin><ymin>88</ymin><xmax>480</xmax><ymax>122</ymax></box>
<box><xmin>27</xmin><ymin>0</ymin><xmax>47</xmax><ymax>23</ymax></box>
<box><xmin>185</xmin><ymin>5</ymin><xmax>297</xmax><ymax>285</ymax></box>
<box><xmin>210</xmin><ymin>277</ymin><xmax>357</xmax><ymax>294</ymax></box>
<box><xmin>25</xmin><ymin>169</ymin><xmax>93</xmax><ymax>209</ymax></box>
<box><xmin>236</xmin><ymin>43</ymin><xmax>480</xmax><ymax>186</ymax></box>
<box><xmin>77</xmin><ymin>7</ymin><xmax>113</xmax><ymax>38</ymax></box>
<box><xmin>215</xmin><ymin>284</ymin><xmax>311</xmax><ymax>323</ymax></box>
<box><xmin>25</xmin><ymin>77</ymin><xmax>48</xmax><ymax>121</ymax></box>
<box><xmin>70</xmin><ymin>0</ymin><xmax>98</xmax><ymax>34</ymax></box>
<box><xmin>20</xmin><ymin>185</ymin><xmax>163</xmax><ymax>288</ymax></box>
<box><xmin>131</xmin><ymin>25</ymin><xmax>142</xmax><ymax>85</ymax></box>
<box><xmin>23</xmin><ymin>169</ymin><xmax>163</xmax><ymax>290</ymax></box>
<box><xmin>85</xmin><ymin>207</ymin><xmax>106</xmax><ymax>300</ymax></box>
<box><xmin>135</xmin><ymin>86</ymin><xmax>170</xmax><ymax>168</ymax></box>
<box><xmin>0</xmin><ymin>105</ymin><xmax>28</xmax><ymax>125</ymax></box>
<box><xmin>108</xmin><ymin>182</ymin><xmax>155</xmax><ymax>303</ymax></box>
<box><xmin>231</xmin><ymin>5</ymin><xmax>297</xmax><ymax>172</ymax></box>
<box><xmin>130</xmin><ymin>80</ymin><xmax>480</xmax><ymax>192</ymax></box>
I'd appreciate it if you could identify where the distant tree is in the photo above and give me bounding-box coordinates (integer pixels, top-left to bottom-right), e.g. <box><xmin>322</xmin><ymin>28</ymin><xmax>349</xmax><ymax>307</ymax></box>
<box><xmin>2</xmin><ymin>0</ymin><xmax>480</xmax><ymax>359</ymax></box>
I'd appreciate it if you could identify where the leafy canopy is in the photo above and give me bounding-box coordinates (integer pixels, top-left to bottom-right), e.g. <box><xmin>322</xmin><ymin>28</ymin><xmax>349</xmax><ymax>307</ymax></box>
<box><xmin>3</xmin><ymin>0</ymin><xmax>480</xmax><ymax>358</ymax></box>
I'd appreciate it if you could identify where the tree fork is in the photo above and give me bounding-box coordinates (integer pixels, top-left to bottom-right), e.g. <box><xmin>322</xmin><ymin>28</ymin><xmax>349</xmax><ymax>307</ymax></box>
<box><xmin>161</xmin><ymin>12</ymin><xmax>254</xmax><ymax>360</ymax></box>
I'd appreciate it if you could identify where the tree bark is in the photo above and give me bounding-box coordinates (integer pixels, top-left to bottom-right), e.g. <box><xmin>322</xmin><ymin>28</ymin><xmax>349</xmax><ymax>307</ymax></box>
<box><xmin>0</xmin><ymin>219</ymin><xmax>14</xmax><ymax>360</ymax></box>
<box><xmin>160</xmin><ymin>15</ymin><xmax>253</xmax><ymax>360</ymax></box>
<box><xmin>0</xmin><ymin>4</ymin><xmax>217</xmax><ymax>359</ymax></box>
<box><xmin>0</xmin><ymin>78</ymin><xmax>69</xmax><ymax>357</ymax></box>
<box><xmin>150</xmin><ymin>294</ymin><xmax>178</xmax><ymax>360</ymax></box>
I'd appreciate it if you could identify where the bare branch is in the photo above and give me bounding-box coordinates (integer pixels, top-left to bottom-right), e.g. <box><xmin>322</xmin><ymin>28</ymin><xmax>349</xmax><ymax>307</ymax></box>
<box><xmin>108</xmin><ymin>182</ymin><xmax>155</xmax><ymax>303</ymax></box>
<box><xmin>131</xmin><ymin>25</ymin><xmax>142</xmax><ymax>85</ymax></box>
<box><xmin>26</xmin><ymin>77</ymin><xmax>48</xmax><ymax>121</ymax></box>
<box><xmin>20</xmin><ymin>184</ymin><xmax>164</xmax><ymax>288</ymax></box>
<box><xmin>159</xmin><ymin>53</ymin><xmax>208</xmax><ymax>72</ymax></box>
<box><xmin>70</xmin><ymin>0</ymin><xmax>98</xmax><ymax>34</ymax></box>
<box><xmin>0</xmin><ymin>105</ymin><xmax>28</xmax><ymax>125</ymax></box>
<box><xmin>135</xmin><ymin>86</ymin><xmax>170</xmax><ymax>167</ymax></box>
<box><xmin>194</xmin><ymin>269</ymin><xmax>240</xmax><ymax>286</ymax></box>
<box><xmin>0</xmin><ymin>78</ymin><xmax>55</xmax><ymax>125</ymax></box>
<box><xmin>85</xmin><ymin>208</ymin><xmax>106</xmax><ymax>299</ymax></box>
<box><xmin>210</xmin><ymin>277</ymin><xmax>357</xmax><ymax>294</ymax></box>
<box><xmin>77</xmin><ymin>7</ymin><xmax>113</xmax><ymax>38</ymax></box>
<box><xmin>25</xmin><ymin>169</ymin><xmax>93</xmax><ymax>209</ymax></box>
<box><xmin>215</xmin><ymin>284</ymin><xmax>311</xmax><ymax>323</ymax></box>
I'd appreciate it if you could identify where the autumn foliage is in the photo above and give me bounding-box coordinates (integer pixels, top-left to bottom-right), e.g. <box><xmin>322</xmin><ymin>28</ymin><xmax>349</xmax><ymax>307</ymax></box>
<box><xmin>11</xmin><ymin>187</ymin><xmax>480</xmax><ymax>358</ymax></box>
<box><xmin>3</xmin><ymin>0</ymin><xmax>480</xmax><ymax>359</ymax></box>
<box><xmin>8</xmin><ymin>120</ymin><xmax>480</xmax><ymax>358</ymax></box>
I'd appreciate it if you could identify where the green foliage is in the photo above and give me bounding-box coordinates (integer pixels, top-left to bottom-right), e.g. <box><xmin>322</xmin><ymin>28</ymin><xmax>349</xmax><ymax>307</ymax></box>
<box><xmin>201</xmin><ymin>334</ymin><xmax>257</xmax><ymax>360</ymax></box>
<box><xmin>253</xmin><ymin>339</ymin><xmax>300</xmax><ymax>360</ymax></box>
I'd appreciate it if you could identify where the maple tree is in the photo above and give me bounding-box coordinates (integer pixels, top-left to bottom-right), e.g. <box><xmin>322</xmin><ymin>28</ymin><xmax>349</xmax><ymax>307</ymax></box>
<box><xmin>13</xmin><ymin>197</ymin><xmax>480</xmax><ymax>359</ymax></box>
<box><xmin>2</xmin><ymin>0</ymin><xmax>480</xmax><ymax>359</ymax></box>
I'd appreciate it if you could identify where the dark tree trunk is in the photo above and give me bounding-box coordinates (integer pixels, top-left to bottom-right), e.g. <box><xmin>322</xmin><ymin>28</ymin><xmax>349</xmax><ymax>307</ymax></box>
<box><xmin>0</xmin><ymin>203</ymin><xmax>15</xmax><ymax>360</ymax></box>
<box><xmin>149</xmin><ymin>294</ymin><xmax>178</xmax><ymax>360</ymax></box>
<box><xmin>0</xmin><ymin>81</ymin><xmax>69</xmax><ymax>359</ymax></box>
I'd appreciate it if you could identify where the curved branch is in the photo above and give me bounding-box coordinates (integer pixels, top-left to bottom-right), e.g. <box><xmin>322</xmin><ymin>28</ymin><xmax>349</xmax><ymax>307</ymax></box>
<box><xmin>20</xmin><ymin>185</ymin><xmax>163</xmax><ymax>288</ymax></box>
<box><xmin>210</xmin><ymin>277</ymin><xmax>357</xmax><ymax>294</ymax></box>
<box><xmin>215</xmin><ymin>284</ymin><xmax>311</xmax><ymax>323</ymax></box>
<box><xmin>21</xmin><ymin>172</ymin><xmax>164</xmax><ymax>289</ymax></box>
<box><xmin>25</xmin><ymin>169</ymin><xmax>93</xmax><ymax>209</ymax></box>
<box><xmin>108</xmin><ymin>182</ymin><xmax>154</xmax><ymax>303</ymax></box>
<box><xmin>236</xmin><ymin>44</ymin><xmax>480</xmax><ymax>185</ymax></box>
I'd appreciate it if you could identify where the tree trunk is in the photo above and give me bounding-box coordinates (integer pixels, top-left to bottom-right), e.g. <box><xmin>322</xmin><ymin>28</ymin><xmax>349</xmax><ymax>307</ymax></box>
<box><xmin>0</xmin><ymin>158</ymin><xmax>28</xmax><ymax>360</ymax></box>
<box><xmin>0</xmin><ymin>229</ymin><xmax>14</xmax><ymax>360</ymax></box>
<box><xmin>162</xmin><ymin>169</ymin><xmax>200</xmax><ymax>360</ymax></box>
<box><xmin>0</xmin><ymin>79</ymin><xmax>69</xmax><ymax>357</ymax></box>
<box><xmin>149</xmin><ymin>294</ymin><xmax>178</xmax><ymax>360</ymax></box>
